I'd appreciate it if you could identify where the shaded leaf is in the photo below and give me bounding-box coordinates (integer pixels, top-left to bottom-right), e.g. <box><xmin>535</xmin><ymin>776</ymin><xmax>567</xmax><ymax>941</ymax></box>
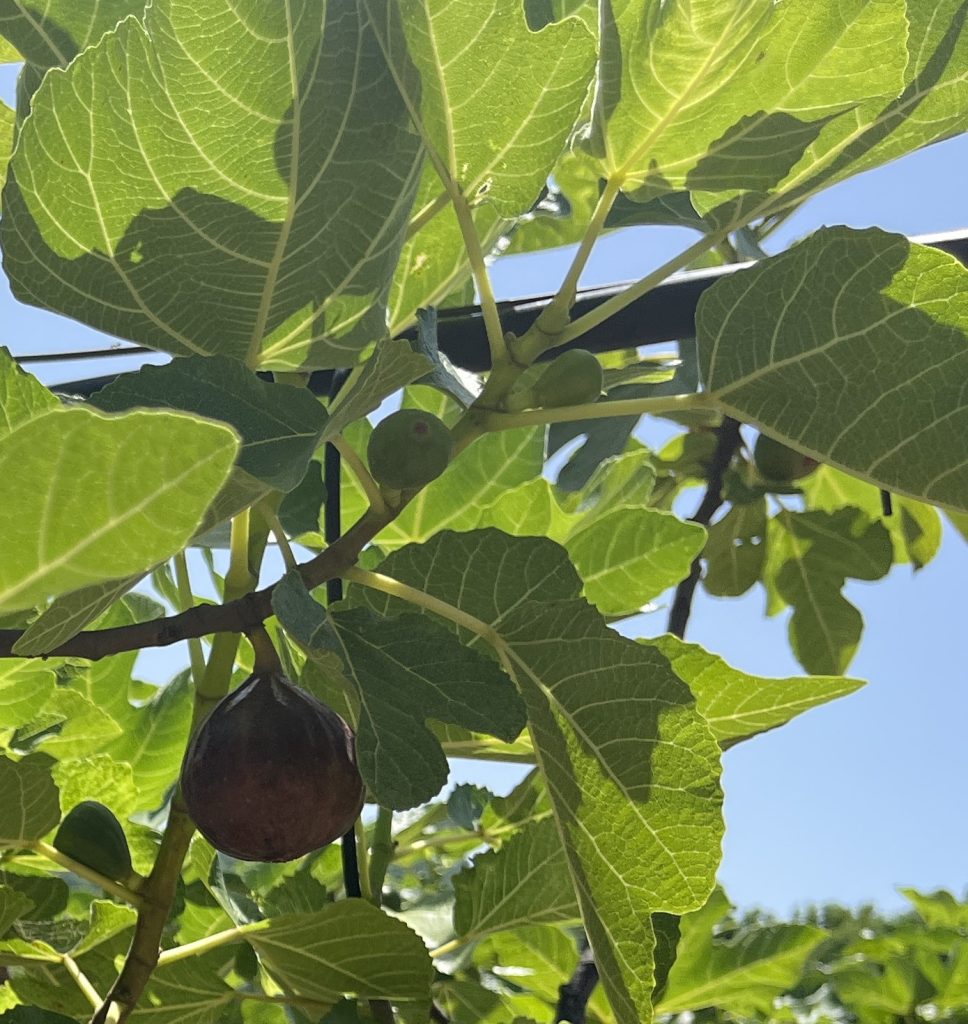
<box><xmin>453</xmin><ymin>820</ymin><xmax>579</xmax><ymax>940</ymax></box>
<box><xmin>325</xmin><ymin>340</ymin><xmax>432</xmax><ymax>440</ymax></box>
<box><xmin>0</xmin><ymin>756</ymin><xmax>60</xmax><ymax>844</ymax></box>
<box><xmin>246</xmin><ymin>901</ymin><xmax>433</xmax><ymax>1003</ymax></box>
<box><xmin>273</xmin><ymin>574</ymin><xmax>525</xmax><ymax>809</ymax></box>
<box><xmin>92</xmin><ymin>356</ymin><xmax>328</xmax><ymax>492</ymax></box>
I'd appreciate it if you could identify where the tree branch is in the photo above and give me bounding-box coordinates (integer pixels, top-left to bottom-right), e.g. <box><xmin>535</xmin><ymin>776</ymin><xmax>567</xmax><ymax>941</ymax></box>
<box><xmin>667</xmin><ymin>417</ymin><xmax>742</xmax><ymax>639</ymax></box>
<box><xmin>555</xmin><ymin>943</ymin><xmax>599</xmax><ymax>1024</ymax></box>
<box><xmin>0</xmin><ymin>510</ymin><xmax>391</xmax><ymax>661</ymax></box>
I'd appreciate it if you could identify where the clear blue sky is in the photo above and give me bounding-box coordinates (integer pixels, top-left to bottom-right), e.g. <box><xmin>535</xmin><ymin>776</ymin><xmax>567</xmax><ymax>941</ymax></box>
<box><xmin>3</xmin><ymin>61</ymin><xmax>967</xmax><ymax>915</ymax></box>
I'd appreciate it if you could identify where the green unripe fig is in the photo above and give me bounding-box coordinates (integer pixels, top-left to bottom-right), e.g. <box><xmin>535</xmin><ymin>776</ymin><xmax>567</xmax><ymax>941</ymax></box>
<box><xmin>53</xmin><ymin>801</ymin><xmax>133</xmax><ymax>882</ymax></box>
<box><xmin>753</xmin><ymin>433</ymin><xmax>818</xmax><ymax>482</ymax></box>
<box><xmin>180</xmin><ymin>671</ymin><xmax>365</xmax><ymax>862</ymax></box>
<box><xmin>533</xmin><ymin>349</ymin><xmax>603</xmax><ymax>408</ymax></box>
<box><xmin>367</xmin><ymin>409</ymin><xmax>453</xmax><ymax>491</ymax></box>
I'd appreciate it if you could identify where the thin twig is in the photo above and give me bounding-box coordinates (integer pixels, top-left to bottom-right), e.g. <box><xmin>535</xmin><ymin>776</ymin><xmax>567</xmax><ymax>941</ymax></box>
<box><xmin>0</xmin><ymin>510</ymin><xmax>392</xmax><ymax>661</ymax></box>
<box><xmin>667</xmin><ymin>417</ymin><xmax>743</xmax><ymax>639</ymax></box>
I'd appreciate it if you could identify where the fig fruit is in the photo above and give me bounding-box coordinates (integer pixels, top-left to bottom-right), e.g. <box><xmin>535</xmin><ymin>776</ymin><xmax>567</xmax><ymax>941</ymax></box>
<box><xmin>180</xmin><ymin>671</ymin><xmax>364</xmax><ymax>862</ymax></box>
<box><xmin>53</xmin><ymin>800</ymin><xmax>133</xmax><ymax>882</ymax></box>
<box><xmin>367</xmin><ymin>409</ymin><xmax>453</xmax><ymax>491</ymax></box>
<box><xmin>533</xmin><ymin>349</ymin><xmax>603</xmax><ymax>408</ymax></box>
<box><xmin>753</xmin><ymin>433</ymin><xmax>818</xmax><ymax>482</ymax></box>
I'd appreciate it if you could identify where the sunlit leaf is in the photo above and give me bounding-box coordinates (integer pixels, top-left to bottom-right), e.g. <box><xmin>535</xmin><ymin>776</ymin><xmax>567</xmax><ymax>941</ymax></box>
<box><xmin>355</xmin><ymin>529</ymin><xmax>724</xmax><ymax>1024</ymax></box>
<box><xmin>367</xmin><ymin>0</ymin><xmax>596</xmax><ymax>217</ymax></box>
<box><xmin>0</xmin><ymin>407</ymin><xmax>237</xmax><ymax>616</ymax></box>
<box><xmin>647</xmin><ymin>635</ymin><xmax>864</xmax><ymax>747</ymax></box>
<box><xmin>2</xmin><ymin>0</ymin><xmax>422</xmax><ymax>369</ymax></box>
<box><xmin>699</xmin><ymin>228</ymin><xmax>968</xmax><ymax>514</ymax></box>
<box><xmin>657</xmin><ymin>889</ymin><xmax>825</xmax><ymax>1015</ymax></box>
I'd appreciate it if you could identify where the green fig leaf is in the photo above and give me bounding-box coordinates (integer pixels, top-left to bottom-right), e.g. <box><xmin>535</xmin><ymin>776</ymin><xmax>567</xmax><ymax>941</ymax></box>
<box><xmin>1</xmin><ymin>0</ymin><xmax>422</xmax><ymax>369</ymax></box>
<box><xmin>92</xmin><ymin>356</ymin><xmax>328</xmax><ymax>492</ymax></box>
<box><xmin>0</xmin><ymin>407</ymin><xmax>237</xmax><ymax>615</ymax></box>
<box><xmin>245</xmin><ymin>901</ymin><xmax>433</xmax><ymax>1004</ymax></box>
<box><xmin>273</xmin><ymin>574</ymin><xmax>526</xmax><ymax>810</ymax></box>
<box><xmin>699</xmin><ymin>228</ymin><xmax>968</xmax><ymax>513</ymax></box>
<box><xmin>453</xmin><ymin>820</ymin><xmax>579</xmax><ymax>941</ymax></box>
<box><xmin>0</xmin><ymin>755</ymin><xmax>60</xmax><ymax>844</ymax></box>
<box><xmin>356</xmin><ymin>529</ymin><xmax>724</xmax><ymax>1024</ymax></box>
<box><xmin>646</xmin><ymin>635</ymin><xmax>865</xmax><ymax>747</ymax></box>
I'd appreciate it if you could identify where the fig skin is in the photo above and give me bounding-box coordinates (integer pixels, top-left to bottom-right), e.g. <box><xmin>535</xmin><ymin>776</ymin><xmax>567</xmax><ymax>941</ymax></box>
<box><xmin>533</xmin><ymin>349</ymin><xmax>603</xmax><ymax>408</ymax></box>
<box><xmin>367</xmin><ymin>409</ymin><xmax>453</xmax><ymax>491</ymax></box>
<box><xmin>180</xmin><ymin>671</ymin><xmax>364</xmax><ymax>862</ymax></box>
<box><xmin>53</xmin><ymin>800</ymin><xmax>133</xmax><ymax>882</ymax></box>
<box><xmin>753</xmin><ymin>433</ymin><xmax>819</xmax><ymax>482</ymax></box>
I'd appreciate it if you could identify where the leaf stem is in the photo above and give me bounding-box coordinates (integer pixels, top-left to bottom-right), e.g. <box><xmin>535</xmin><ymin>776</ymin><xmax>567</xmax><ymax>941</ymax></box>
<box><xmin>63</xmin><ymin>954</ymin><xmax>103</xmax><ymax>1009</ymax></box>
<box><xmin>530</xmin><ymin>176</ymin><xmax>624</xmax><ymax>344</ymax></box>
<box><xmin>332</xmin><ymin>434</ymin><xmax>386</xmax><ymax>515</ymax></box>
<box><xmin>155</xmin><ymin>925</ymin><xmax>244</xmax><ymax>967</ymax></box>
<box><xmin>405</xmin><ymin>189</ymin><xmax>450</xmax><ymax>240</ymax></box>
<box><xmin>367</xmin><ymin>807</ymin><xmax>394</xmax><ymax>906</ymax></box>
<box><xmin>342</xmin><ymin>566</ymin><xmax>501</xmax><ymax>649</ymax></box>
<box><xmin>266</xmin><ymin>513</ymin><xmax>298</xmax><ymax>571</ymax></box>
<box><xmin>449</xmin><ymin>190</ymin><xmax>507</xmax><ymax>369</ymax></box>
<box><xmin>428</xmin><ymin>937</ymin><xmax>464</xmax><ymax>960</ymax></box>
<box><xmin>480</xmin><ymin>391</ymin><xmax>712</xmax><ymax>430</ymax></box>
<box><xmin>28</xmin><ymin>841</ymin><xmax>142</xmax><ymax>907</ymax></box>
<box><xmin>173</xmin><ymin>550</ymin><xmax>206</xmax><ymax>688</ymax></box>
<box><xmin>516</xmin><ymin>230</ymin><xmax>728</xmax><ymax>363</ymax></box>
<box><xmin>355</xmin><ymin>819</ymin><xmax>373</xmax><ymax>903</ymax></box>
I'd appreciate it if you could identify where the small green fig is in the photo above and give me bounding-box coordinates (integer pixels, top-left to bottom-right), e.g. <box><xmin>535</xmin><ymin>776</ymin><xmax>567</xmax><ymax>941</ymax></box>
<box><xmin>180</xmin><ymin>671</ymin><xmax>364</xmax><ymax>862</ymax></box>
<box><xmin>53</xmin><ymin>801</ymin><xmax>133</xmax><ymax>882</ymax></box>
<box><xmin>367</xmin><ymin>409</ymin><xmax>453</xmax><ymax>491</ymax></box>
<box><xmin>533</xmin><ymin>349</ymin><xmax>603</xmax><ymax>408</ymax></box>
<box><xmin>753</xmin><ymin>433</ymin><xmax>818</xmax><ymax>482</ymax></box>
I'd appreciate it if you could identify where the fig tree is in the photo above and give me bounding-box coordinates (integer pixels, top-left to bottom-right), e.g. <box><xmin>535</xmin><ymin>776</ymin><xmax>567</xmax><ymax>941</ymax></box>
<box><xmin>53</xmin><ymin>801</ymin><xmax>133</xmax><ymax>882</ymax></box>
<box><xmin>753</xmin><ymin>433</ymin><xmax>818</xmax><ymax>482</ymax></box>
<box><xmin>367</xmin><ymin>409</ymin><xmax>453</xmax><ymax>491</ymax></box>
<box><xmin>180</xmin><ymin>671</ymin><xmax>364</xmax><ymax>862</ymax></box>
<box><xmin>533</xmin><ymin>349</ymin><xmax>603</xmax><ymax>408</ymax></box>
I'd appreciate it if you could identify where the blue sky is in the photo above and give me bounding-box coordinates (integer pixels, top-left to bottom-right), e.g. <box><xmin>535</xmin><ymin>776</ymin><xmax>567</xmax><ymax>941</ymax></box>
<box><xmin>2</xmin><ymin>60</ymin><xmax>967</xmax><ymax>915</ymax></box>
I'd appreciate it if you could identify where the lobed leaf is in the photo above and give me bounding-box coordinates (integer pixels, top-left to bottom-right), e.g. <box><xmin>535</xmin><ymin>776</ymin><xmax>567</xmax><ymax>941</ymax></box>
<box><xmin>699</xmin><ymin>228</ymin><xmax>968</xmax><ymax>514</ymax></box>
<box><xmin>647</xmin><ymin>635</ymin><xmax>865</xmax><ymax>747</ymax></box>
<box><xmin>273</xmin><ymin>573</ymin><xmax>525</xmax><ymax>809</ymax></box>
<box><xmin>358</xmin><ymin>529</ymin><xmax>724</xmax><ymax>1023</ymax></box>
<box><xmin>2</xmin><ymin>0</ymin><xmax>422</xmax><ymax>369</ymax></box>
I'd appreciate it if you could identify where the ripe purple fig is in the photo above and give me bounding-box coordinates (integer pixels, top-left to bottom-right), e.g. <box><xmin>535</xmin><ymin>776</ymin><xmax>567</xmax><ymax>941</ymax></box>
<box><xmin>180</xmin><ymin>671</ymin><xmax>364</xmax><ymax>862</ymax></box>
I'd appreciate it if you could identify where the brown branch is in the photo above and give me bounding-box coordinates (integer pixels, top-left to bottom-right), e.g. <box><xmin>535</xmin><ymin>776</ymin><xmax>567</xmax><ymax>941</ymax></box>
<box><xmin>0</xmin><ymin>510</ymin><xmax>392</xmax><ymax>662</ymax></box>
<box><xmin>667</xmin><ymin>417</ymin><xmax>742</xmax><ymax>639</ymax></box>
